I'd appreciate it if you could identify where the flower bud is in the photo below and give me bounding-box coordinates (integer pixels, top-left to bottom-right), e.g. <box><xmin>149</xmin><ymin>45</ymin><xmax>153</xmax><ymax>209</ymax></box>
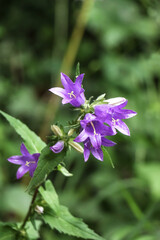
<box><xmin>96</xmin><ymin>93</ymin><xmax>106</xmax><ymax>101</ymax></box>
<box><xmin>35</xmin><ymin>205</ymin><xmax>44</xmax><ymax>214</ymax></box>
<box><xmin>69</xmin><ymin>140</ymin><xmax>84</xmax><ymax>153</ymax></box>
<box><xmin>68</xmin><ymin>128</ymin><xmax>74</xmax><ymax>136</ymax></box>
<box><xmin>104</xmin><ymin>97</ymin><xmax>126</xmax><ymax>106</ymax></box>
<box><xmin>51</xmin><ymin>125</ymin><xmax>63</xmax><ymax>137</ymax></box>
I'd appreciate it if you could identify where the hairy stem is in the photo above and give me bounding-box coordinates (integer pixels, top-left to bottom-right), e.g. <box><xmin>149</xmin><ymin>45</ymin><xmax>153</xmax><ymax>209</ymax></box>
<box><xmin>20</xmin><ymin>188</ymin><xmax>38</xmax><ymax>229</ymax></box>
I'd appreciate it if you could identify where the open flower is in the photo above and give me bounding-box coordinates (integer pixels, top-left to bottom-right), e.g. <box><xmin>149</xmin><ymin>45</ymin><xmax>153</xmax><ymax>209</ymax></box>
<box><xmin>7</xmin><ymin>143</ymin><xmax>40</xmax><ymax>179</ymax></box>
<box><xmin>49</xmin><ymin>73</ymin><xmax>85</xmax><ymax>107</ymax></box>
<box><xmin>74</xmin><ymin>113</ymin><xmax>115</xmax><ymax>149</ymax></box>
<box><xmin>94</xmin><ymin>97</ymin><xmax>137</xmax><ymax>136</ymax></box>
<box><xmin>84</xmin><ymin>138</ymin><xmax>116</xmax><ymax>162</ymax></box>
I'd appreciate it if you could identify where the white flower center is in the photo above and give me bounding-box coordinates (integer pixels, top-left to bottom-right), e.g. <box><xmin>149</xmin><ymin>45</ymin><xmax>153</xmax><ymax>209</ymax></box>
<box><xmin>25</xmin><ymin>161</ymin><xmax>36</xmax><ymax>166</ymax></box>
<box><xmin>68</xmin><ymin>91</ymin><xmax>76</xmax><ymax>99</ymax></box>
<box><xmin>90</xmin><ymin>121</ymin><xmax>98</xmax><ymax>135</ymax></box>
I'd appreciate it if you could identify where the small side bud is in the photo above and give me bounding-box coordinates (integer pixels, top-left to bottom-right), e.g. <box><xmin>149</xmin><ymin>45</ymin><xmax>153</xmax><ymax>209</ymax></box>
<box><xmin>51</xmin><ymin>125</ymin><xmax>63</xmax><ymax>137</ymax></box>
<box><xmin>68</xmin><ymin>128</ymin><xmax>74</xmax><ymax>136</ymax></box>
<box><xmin>69</xmin><ymin>140</ymin><xmax>84</xmax><ymax>153</ymax></box>
<box><xmin>35</xmin><ymin>205</ymin><xmax>44</xmax><ymax>215</ymax></box>
<box><xmin>96</xmin><ymin>93</ymin><xmax>106</xmax><ymax>101</ymax></box>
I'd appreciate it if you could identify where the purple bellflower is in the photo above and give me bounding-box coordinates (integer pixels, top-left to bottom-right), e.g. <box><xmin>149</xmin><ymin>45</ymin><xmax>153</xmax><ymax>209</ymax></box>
<box><xmin>83</xmin><ymin>138</ymin><xmax>116</xmax><ymax>162</ymax></box>
<box><xmin>74</xmin><ymin>113</ymin><xmax>116</xmax><ymax>161</ymax></box>
<box><xmin>7</xmin><ymin>143</ymin><xmax>40</xmax><ymax>179</ymax></box>
<box><xmin>49</xmin><ymin>73</ymin><xmax>85</xmax><ymax>107</ymax></box>
<box><xmin>50</xmin><ymin>140</ymin><xmax>64</xmax><ymax>153</ymax></box>
<box><xmin>94</xmin><ymin>97</ymin><xmax>137</xmax><ymax>136</ymax></box>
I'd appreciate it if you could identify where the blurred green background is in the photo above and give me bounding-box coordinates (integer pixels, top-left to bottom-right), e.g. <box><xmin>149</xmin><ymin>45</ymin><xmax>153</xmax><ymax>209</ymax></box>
<box><xmin>0</xmin><ymin>0</ymin><xmax>160</xmax><ymax>239</ymax></box>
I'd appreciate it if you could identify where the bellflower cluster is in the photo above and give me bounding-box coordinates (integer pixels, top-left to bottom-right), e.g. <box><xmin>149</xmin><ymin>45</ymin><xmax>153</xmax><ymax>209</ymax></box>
<box><xmin>7</xmin><ymin>143</ymin><xmax>40</xmax><ymax>179</ymax></box>
<box><xmin>49</xmin><ymin>72</ymin><xmax>137</xmax><ymax>162</ymax></box>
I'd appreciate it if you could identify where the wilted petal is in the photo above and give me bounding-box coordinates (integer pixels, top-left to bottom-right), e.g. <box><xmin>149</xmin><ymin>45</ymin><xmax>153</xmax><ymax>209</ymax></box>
<box><xmin>91</xmin><ymin>147</ymin><xmax>103</xmax><ymax>161</ymax></box>
<box><xmin>74</xmin><ymin>130</ymin><xmax>88</xmax><ymax>143</ymax></box>
<box><xmin>16</xmin><ymin>165</ymin><xmax>29</xmax><ymax>179</ymax></box>
<box><xmin>50</xmin><ymin>141</ymin><xmax>64</xmax><ymax>153</ymax></box>
<box><xmin>20</xmin><ymin>143</ymin><xmax>30</xmax><ymax>156</ymax></box>
<box><xmin>115</xmin><ymin>120</ymin><xmax>130</xmax><ymax>136</ymax></box>
<box><xmin>49</xmin><ymin>87</ymin><xmax>67</xmax><ymax>98</ymax></box>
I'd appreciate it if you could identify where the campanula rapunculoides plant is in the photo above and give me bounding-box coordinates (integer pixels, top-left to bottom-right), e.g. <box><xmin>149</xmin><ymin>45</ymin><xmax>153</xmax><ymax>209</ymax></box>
<box><xmin>0</xmin><ymin>65</ymin><xmax>137</xmax><ymax>240</ymax></box>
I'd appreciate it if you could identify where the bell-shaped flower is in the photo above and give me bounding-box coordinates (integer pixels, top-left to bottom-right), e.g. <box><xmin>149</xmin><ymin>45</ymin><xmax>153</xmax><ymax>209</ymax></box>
<box><xmin>84</xmin><ymin>138</ymin><xmax>116</xmax><ymax>162</ymax></box>
<box><xmin>74</xmin><ymin>113</ymin><xmax>115</xmax><ymax>149</ymax></box>
<box><xmin>50</xmin><ymin>140</ymin><xmax>64</xmax><ymax>153</ymax></box>
<box><xmin>7</xmin><ymin>143</ymin><xmax>40</xmax><ymax>179</ymax></box>
<box><xmin>49</xmin><ymin>73</ymin><xmax>85</xmax><ymax>107</ymax></box>
<box><xmin>94</xmin><ymin>97</ymin><xmax>137</xmax><ymax>136</ymax></box>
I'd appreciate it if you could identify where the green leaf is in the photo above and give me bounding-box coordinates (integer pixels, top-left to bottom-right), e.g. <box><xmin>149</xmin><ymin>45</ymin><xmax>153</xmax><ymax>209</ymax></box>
<box><xmin>27</xmin><ymin>146</ymin><xmax>66</xmax><ymax>193</ymax></box>
<box><xmin>0</xmin><ymin>222</ymin><xmax>17</xmax><ymax>240</ymax></box>
<box><xmin>75</xmin><ymin>62</ymin><xmax>80</xmax><ymax>77</ymax></box>
<box><xmin>0</xmin><ymin>110</ymin><xmax>46</xmax><ymax>153</ymax></box>
<box><xmin>102</xmin><ymin>146</ymin><xmax>115</xmax><ymax>168</ymax></box>
<box><xmin>39</xmin><ymin>180</ymin><xmax>104</xmax><ymax>240</ymax></box>
<box><xmin>57</xmin><ymin>164</ymin><xmax>73</xmax><ymax>177</ymax></box>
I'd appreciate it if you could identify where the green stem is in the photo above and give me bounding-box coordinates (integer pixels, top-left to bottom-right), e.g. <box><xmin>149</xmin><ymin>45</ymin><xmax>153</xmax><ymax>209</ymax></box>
<box><xmin>20</xmin><ymin>187</ymin><xmax>38</xmax><ymax>230</ymax></box>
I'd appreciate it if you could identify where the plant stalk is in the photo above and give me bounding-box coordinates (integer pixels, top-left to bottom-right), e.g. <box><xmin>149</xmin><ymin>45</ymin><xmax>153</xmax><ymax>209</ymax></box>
<box><xmin>20</xmin><ymin>187</ymin><xmax>38</xmax><ymax>230</ymax></box>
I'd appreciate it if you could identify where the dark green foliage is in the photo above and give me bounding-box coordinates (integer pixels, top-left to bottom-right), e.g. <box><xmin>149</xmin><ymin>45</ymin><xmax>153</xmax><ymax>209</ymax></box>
<box><xmin>0</xmin><ymin>0</ymin><xmax>160</xmax><ymax>239</ymax></box>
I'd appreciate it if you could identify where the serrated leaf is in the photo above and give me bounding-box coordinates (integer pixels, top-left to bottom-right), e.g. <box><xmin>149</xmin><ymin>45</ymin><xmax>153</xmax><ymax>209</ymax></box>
<box><xmin>102</xmin><ymin>146</ymin><xmax>115</xmax><ymax>168</ymax></box>
<box><xmin>27</xmin><ymin>146</ymin><xmax>66</xmax><ymax>193</ymax></box>
<box><xmin>0</xmin><ymin>110</ymin><xmax>46</xmax><ymax>153</ymax></box>
<box><xmin>39</xmin><ymin>180</ymin><xmax>104</xmax><ymax>240</ymax></box>
<box><xmin>57</xmin><ymin>164</ymin><xmax>73</xmax><ymax>177</ymax></box>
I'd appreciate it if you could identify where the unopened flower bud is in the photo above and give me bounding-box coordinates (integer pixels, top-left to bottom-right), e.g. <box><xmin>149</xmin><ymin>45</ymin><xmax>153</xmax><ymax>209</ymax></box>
<box><xmin>68</xmin><ymin>128</ymin><xmax>74</xmax><ymax>136</ymax></box>
<box><xmin>51</xmin><ymin>125</ymin><xmax>63</xmax><ymax>137</ymax></box>
<box><xmin>104</xmin><ymin>97</ymin><xmax>126</xmax><ymax>106</ymax></box>
<box><xmin>35</xmin><ymin>205</ymin><xmax>44</xmax><ymax>214</ymax></box>
<box><xmin>69</xmin><ymin>140</ymin><xmax>84</xmax><ymax>153</ymax></box>
<box><xmin>96</xmin><ymin>93</ymin><xmax>106</xmax><ymax>101</ymax></box>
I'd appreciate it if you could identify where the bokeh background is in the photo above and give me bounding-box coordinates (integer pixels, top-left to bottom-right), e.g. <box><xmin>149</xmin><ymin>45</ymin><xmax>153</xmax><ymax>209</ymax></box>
<box><xmin>0</xmin><ymin>0</ymin><xmax>160</xmax><ymax>239</ymax></box>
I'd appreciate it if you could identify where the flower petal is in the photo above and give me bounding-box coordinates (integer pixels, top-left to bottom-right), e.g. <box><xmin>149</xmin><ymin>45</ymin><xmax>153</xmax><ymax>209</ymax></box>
<box><xmin>29</xmin><ymin>163</ymin><xmax>38</xmax><ymax>177</ymax></box>
<box><xmin>50</xmin><ymin>141</ymin><xmax>64</xmax><ymax>153</ymax></box>
<box><xmin>20</xmin><ymin>143</ymin><xmax>30</xmax><ymax>156</ymax></box>
<box><xmin>84</xmin><ymin>145</ymin><xmax>90</xmax><ymax>162</ymax></box>
<box><xmin>49</xmin><ymin>87</ymin><xmax>67</xmax><ymax>98</ymax></box>
<box><xmin>7</xmin><ymin>155</ymin><xmax>28</xmax><ymax>165</ymax></box>
<box><xmin>90</xmin><ymin>134</ymin><xmax>101</xmax><ymax>149</ymax></box>
<box><xmin>16</xmin><ymin>165</ymin><xmax>29</xmax><ymax>179</ymax></box>
<box><xmin>116</xmin><ymin>109</ymin><xmax>137</xmax><ymax>119</ymax></box>
<box><xmin>32</xmin><ymin>153</ymin><xmax>40</xmax><ymax>162</ymax></box>
<box><xmin>91</xmin><ymin>147</ymin><xmax>103</xmax><ymax>161</ymax></box>
<box><xmin>74</xmin><ymin>130</ymin><xmax>88</xmax><ymax>143</ymax></box>
<box><xmin>102</xmin><ymin>137</ymin><xmax>116</xmax><ymax>147</ymax></box>
<box><xmin>115</xmin><ymin>120</ymin><xmax>130</xmax><ymax>136</ymax></box>
<box><xmin>61</xmin><ymin>73</ymin><xmax>74</xmax><ymax>90</ymax></box>
<box><xmin>75</xmin><ymin>74</ymin><xmax>84</xmax><ymax>86</ymax></box>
